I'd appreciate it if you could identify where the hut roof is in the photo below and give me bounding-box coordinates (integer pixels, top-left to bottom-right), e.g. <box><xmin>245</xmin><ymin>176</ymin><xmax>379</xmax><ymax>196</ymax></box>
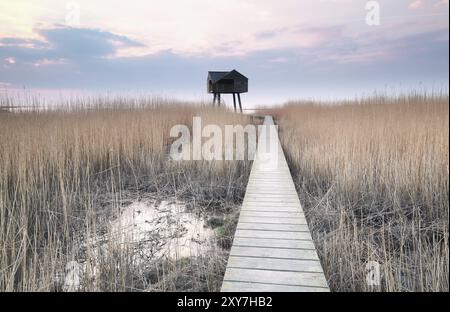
<box><xmin>208</xmin><ymin>70</ymin><xmax>247</xmax><ymax>83</ymax></box>
<box><xmin>208</xmin><ymin>71</ymin><xmax>229</xmax><ymax>83</ymax></box>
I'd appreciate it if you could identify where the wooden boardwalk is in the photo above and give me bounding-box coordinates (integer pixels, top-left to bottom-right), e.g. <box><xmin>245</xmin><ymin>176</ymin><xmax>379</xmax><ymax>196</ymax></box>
<box><xmin>221</xmin><ymin>116</ymin><xmax>329</xmax><ymax>292</ymax></box>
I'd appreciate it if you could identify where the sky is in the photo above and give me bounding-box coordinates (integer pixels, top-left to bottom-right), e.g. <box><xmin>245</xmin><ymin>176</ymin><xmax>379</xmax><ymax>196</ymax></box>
<box><xmin>0</xmin><ymin>0</ymin><xmax>448</xmax><ymax>106</ymax></box>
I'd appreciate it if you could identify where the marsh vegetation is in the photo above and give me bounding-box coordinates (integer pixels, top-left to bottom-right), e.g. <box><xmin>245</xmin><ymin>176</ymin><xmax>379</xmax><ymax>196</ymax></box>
<box><xmin>271</xmin><ymin>94</ymin><xmax>449</xmax><ymax>291</ymax></box>
<box><xmin>0</xmin><ymin>97</ymin><xmax>253</xmax><ymax>291</ymax></box>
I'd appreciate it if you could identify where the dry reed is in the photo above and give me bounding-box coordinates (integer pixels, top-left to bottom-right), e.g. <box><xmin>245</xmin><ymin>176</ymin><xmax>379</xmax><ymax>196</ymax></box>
<box><xmin>0</xmin><ymin>97</ymin><xmax>253</xmax><ymax>291</ymax></box>
<box><xmin>270</xmin><ymin>93</ymin><xmax>449</xmax><ymax>291</ymax></box>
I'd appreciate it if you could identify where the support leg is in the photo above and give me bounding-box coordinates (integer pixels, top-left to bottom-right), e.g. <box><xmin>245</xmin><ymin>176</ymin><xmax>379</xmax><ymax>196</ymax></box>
<box><xmin>237</xmin><ymin>93</ymin><xmax>243</xmax><ymax>113</ymax></box>
<box><xmin>232</xmin><ymin>93</ymin><xmax>237</xmax><ymax>112</ymax></box>
<box><xmin>218</xmin><ymin>93</ymin><xmax>221</xmax><ymax>106</ymax></box>
<box><xmin>213</xmin><ymin>93</ymin><xmax>217</xmax><ymax>106</ymax></box>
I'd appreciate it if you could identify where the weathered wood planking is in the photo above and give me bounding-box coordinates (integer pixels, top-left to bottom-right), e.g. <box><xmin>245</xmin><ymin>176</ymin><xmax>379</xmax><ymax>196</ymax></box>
<box><xmin>221</xmin><ymin>116</ymin><xmax>329</xmax><ymax>292</ymax></box>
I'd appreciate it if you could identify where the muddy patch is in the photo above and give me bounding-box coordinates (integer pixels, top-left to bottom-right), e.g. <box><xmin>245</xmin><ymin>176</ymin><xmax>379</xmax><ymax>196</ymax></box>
<box><xmin>108</xmin><ymin>200</ymin><xmax>215</xmax><ymax>260</ymax></box>
<box><xmin>60</xmin><ymin>199</ymin><xmax>217</xmax><ymax>291</ymax></box>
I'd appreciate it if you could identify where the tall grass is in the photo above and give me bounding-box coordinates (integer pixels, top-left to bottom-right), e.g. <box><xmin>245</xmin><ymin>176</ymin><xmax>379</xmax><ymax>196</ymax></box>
<box><xmin>0</xmin><ymin>97</ymin><xmax>253</xmax><ymax>291</ymax></box>
<box><xmin>271</xmin><ymin>94</ymin><xmax>449</xmax><ymax>291</ymax></box>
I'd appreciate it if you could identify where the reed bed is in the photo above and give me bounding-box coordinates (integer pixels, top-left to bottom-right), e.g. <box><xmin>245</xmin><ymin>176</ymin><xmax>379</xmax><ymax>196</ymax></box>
<box><xmin>270</xmin><ymin>94</ymin><xmax>449</xmax><ymax>291</ymax></box>
<box><xmin>0</xmin><ymin>97</ymin><xmax>253</xmax><ymax>291</ymax></box>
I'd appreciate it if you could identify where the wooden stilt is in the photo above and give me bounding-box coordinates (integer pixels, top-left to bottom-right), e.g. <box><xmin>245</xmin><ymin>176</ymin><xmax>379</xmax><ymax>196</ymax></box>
<box><xmin>237</xmin><ymin>93</ymin><xmax>242</xmax><ymax>113</ymax></box>
<box><xmin>213</xmin><ymin>93</ymin><xmax>217</xmax><ymax>105</ymax></box>
<box><xmin>218</xmin><ymin>93</ymin><xmax>221</xmax><ymax>106</ymax></box>
<box><xmin>232</xmin><ymin>93</ymin><xmax>237</xmax><ymax>112</ymax></box>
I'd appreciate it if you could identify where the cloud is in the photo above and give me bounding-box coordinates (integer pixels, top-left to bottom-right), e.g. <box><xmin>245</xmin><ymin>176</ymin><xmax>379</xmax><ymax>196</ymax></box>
<box><xmin>409</xmin><ymin>0</ymin><xmax>424</xmax><ymax>9</ymax></box>
<box><xmin>38</xmin><ymin>27</ymin><xmax>145</xmax><ymax>60</ymax></box>
<box><xmin>291</xmin><ymin>26</ymin><xmax>344</xmax><ymax>48</ymax></box>
<box><xmin>310</xmin><ymin>23</ymin><xmax>449</xmax><ymax>66</ymax></box>
<box><xmin>434</xmin><ymin>0</ymin><xmax>449</xmax><ymax>7</ymax></box>
<box><xmin>33</xmin><ymin>58</ymin><xmax>66</xmax><ymax>67</ymax></box>
<box><xmin>0</xmin><ymin>38</ymin><xmax>47</xmax><ymax>49</ymax></box>
<box><xmin>409</xmin><ymin>0</ymin><xmax>449</xmax><ymax>10</ymax></box>
<box><xmin>235</xmin><ymin>25</ymin><xmax>345</xmax><ymax>57</ymax></box>
<box><xmin>0</xmin><ymin>27</ymin><xmax>145</xmax><ymax>67</ymax></box>
<box><xmin>0</xmin><ymin>10</ymin><xmax>448</xmax><ymax>102</ymax></box>
<box><xmin>4</xmin><ymin>57</ymin><xmax>16</xmax><ymax>64</ymax></box>
<box><xmin>268</xmin><ymin>57</ymin><xmax>290</xmax><ymax>64</ymax></box>
<box><xmin>1</xmin><ymin>0</ymin><xmax>448</xmax><ymax>58</ymax></box>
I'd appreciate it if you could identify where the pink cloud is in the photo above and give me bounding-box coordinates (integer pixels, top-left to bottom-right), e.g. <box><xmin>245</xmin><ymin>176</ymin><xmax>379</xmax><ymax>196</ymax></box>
<box><xmin>33</xmin><ymin>58</ymin><xmax>67</xmax><ymax>67</ymax></box>
<box><xmin>410</xmin><ymin>0</ymin><xmax>448</xmax><ymax>10</ymax></box>
<box><xmin>434</xmin><ymin>0</ymin><xmax>449</xmax><ymax>7</ymax></box>
<box><xmin>409</xmin><ymin>0</ymin><xmax>423</xmax><ymax>9</ymax></box>
<box><xmin>4</xmin><ymin>57</ymin><xmax>16</xmax><ymax>64</ymax></box>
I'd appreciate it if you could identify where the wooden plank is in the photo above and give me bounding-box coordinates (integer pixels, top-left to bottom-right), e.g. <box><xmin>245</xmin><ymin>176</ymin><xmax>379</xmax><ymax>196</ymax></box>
<box><xmin>221</xmin><ymin>116</ymin><xmax>329</xmax><ymax>292</ymax></box>
<box><xmin>241</xmin><ymin>207</ymin><xmax>301</xmax><ymax>212</ymax></box>
<box><xmin>242</xmin><ymin>203</ymin><xmax>301</xmax><ymax>208</ymax></box>
<box><xmin>234</xmin><ymin>229</ymin><xmax>312</xmax><ymax>240</ymax></box>
<box><xmin>237</xmin><ymin>223</ymin><xmax>310</xmax><ymax>232</ymax></box>
<box><xmin>223</xmin><ymin>268</ymin><xmax>329</xmax><ymax>288</ymax></box>
<box><xmin>244</xmin><ymin>199</ymin><xmax>301</xmax><ymax>204</ymax></box>
<box><xmin>239</xmin><ymin>216</ymin><xmax>307</xmax><ymax>225</ymax></box>
<box><xmin>245</xmin><ymin>190</ymin><xmax>297</xmax><ymax>194</ymax></box>
<box><xmin>244</xmin><ymin>194</ymin><xmax>299</xmax><ymax>199</ymax></box>
<box><xmin>243</xmin><ymin>199</ymin><xmax>299</xmax><ymax>204</ymax></box>
<box><xmin>244</xmin><ymin>197</ymin><xmax>298</xmax><ymax>201</ymax></box>
<box><xmin>232</xmin><ymin>237</ymin><xmax>315</xmax><ymax>249</ymax></box>
<box><xmin>244</xmin><ymin>196</ymin><xmax>299</xmax><ymax>201</ymax></box>
<box><xmin>222</xmin><ymin>281</ymin><xmax>329</xmax><ymax>292</ymax></box>
<box><xmin>230</xmin><ymin>246</ymin><xmax>319</xmax><ymax>260</ymax></box>
<box><xmin>247</xmin><ymin>179</ymin><xmax>292</xmax><ymax>182</ymax></box>
<box><xmin>246</xmin><ymin>185</ymin><xmax>295</xmax><ymax>188</ymax></box>
<box><xmin>246</xmin><ymin>184</ymin><xmax>293</xmax><ymax>187</ymax></box>
<box><xmin>226</xmin><ymin>256</ymin><xmax>323</xmax><ymax>272</ymax></box>
<box><xmin>239</xmin><ymin>211</ymin><xmax>305</xmax><ymax>218</ymax></box>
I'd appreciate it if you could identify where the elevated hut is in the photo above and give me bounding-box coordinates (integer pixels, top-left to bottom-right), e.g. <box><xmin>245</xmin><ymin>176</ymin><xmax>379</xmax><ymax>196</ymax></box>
<box><xmin>207</xmin><ymin>70</ymin><xmax>248</xmax><ymax>112</ymax></box>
